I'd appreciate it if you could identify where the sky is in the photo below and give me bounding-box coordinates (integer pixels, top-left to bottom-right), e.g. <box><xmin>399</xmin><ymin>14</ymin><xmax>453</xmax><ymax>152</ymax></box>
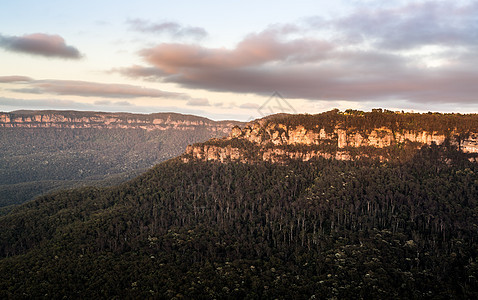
<box><xmin>1</xmin><ymin>0</ymin><xmax>477</xmax><ymax>121</ymax></box>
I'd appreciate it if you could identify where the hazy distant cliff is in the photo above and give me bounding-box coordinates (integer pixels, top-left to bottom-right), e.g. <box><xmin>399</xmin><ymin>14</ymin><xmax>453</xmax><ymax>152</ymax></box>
<box><xmin>0</xmin><ymin>110</ymin><xmax>241</xmax><ymax>132</ymax></box>
<box><xmin>0</xmin><ymin>110</ymin><xmax>244</xmax><ymax>207</ymax></box>
<box><xmin>183</xmin><ymin>110</ymin><xmax>478</xmax><ymax>163</ymax></box>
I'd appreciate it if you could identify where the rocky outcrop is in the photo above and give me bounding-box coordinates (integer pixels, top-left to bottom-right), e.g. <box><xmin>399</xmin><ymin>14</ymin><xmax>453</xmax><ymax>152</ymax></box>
<box><xmin>0</xmin><ymin>111</ymin><xmax>243</xmax><ymax>133</ymax></box>
<box><xmin>233</xmin><ymin>123</ymin><xmax>455</xmax><ymax>149</ymax></box>
<box><xmin>461</xmin><ymin>133</ymin><xmax>478</xmax><ymax>153</ymax></box>
<box><xmin>183</xmin><ymin>112</ymin><xmax>478</xmax><ymax>163</ymax></box>
<box><xmin>184</xmin><ymin>144</ymin><xmax>243</xmax><ymax>162</ymax></box>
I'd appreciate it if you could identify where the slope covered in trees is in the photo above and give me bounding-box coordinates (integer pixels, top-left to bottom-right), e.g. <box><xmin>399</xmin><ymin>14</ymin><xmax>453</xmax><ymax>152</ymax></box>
<box><xmin>0</xmin><ymin>111</ymin><xmax>241</xmax><ymax>207</ymax></box>
<box><xmin>0</xmin><ymin>143</ymin><xmax>477</xmax><ymax>299</ymax></box>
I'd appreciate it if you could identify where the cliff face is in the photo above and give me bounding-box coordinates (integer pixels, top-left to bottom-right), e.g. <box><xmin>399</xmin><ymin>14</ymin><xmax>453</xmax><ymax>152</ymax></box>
<box><xmin>183</xmin><ymin>112</ymin><xmax>478</xmax><ymax>163</ymax></box>
<box><xmin>0</xmin><ymin>111</ymin><xmax>242</xmax><ymax>133</ymax></box>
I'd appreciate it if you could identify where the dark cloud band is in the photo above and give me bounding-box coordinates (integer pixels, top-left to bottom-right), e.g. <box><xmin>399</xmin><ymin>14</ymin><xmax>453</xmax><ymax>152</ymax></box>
<box><xmin>0</xmin><ymin>33</ymin><xmax>81</xmax><ymax>59</ymax></box>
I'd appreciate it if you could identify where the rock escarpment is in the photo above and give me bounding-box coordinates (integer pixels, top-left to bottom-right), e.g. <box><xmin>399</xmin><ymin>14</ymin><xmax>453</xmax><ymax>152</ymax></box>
<box><xmin>183</xmin><ymin>111</ymin><xmax>478</xmax><ymax>163</ymax></box>
<box><xmin>0</xmin><ymin>110</ymin><xmax>242</xmax><ymax>133</ymax></box>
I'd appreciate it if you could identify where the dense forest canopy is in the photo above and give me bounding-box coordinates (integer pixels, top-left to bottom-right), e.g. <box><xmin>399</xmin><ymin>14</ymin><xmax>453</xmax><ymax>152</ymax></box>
<box><xmin>0</xmin><ymin>128</ymin><xmax>218</xmax><ymax>207</ymax></box>
<box><xmin>256</xmin><ymin>109</ymin><xmax>478</xmax><ymax>135</ymax></box>
<box><xmin>0</xmin><ymin>141</ymin><xmax>477</xmax><ymax>298</ymax></box>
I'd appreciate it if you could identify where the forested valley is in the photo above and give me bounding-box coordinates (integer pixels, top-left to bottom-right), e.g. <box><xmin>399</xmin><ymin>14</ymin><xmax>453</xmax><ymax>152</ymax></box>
<box><xmin>1</xmin><ymin>142</ymin><xmax>477</xmax><ymax>299</ymax></box>
<box><xmin>0</xmin><ymin>126</ymin><xmax>228</xmax><ymax>208</ymax></box>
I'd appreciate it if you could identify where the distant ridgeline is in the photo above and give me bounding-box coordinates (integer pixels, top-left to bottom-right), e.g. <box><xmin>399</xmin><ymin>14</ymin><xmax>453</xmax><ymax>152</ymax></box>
<box><xmin>183</xmin><ymin>109</ymin><xmax>478</xmax><ymax>163</ymax></box>
<box><xmin>0</xmin><ymin>110</ymin><xmax>243</xmax><ymax>207</ymax></box>
<box><xmin>0</xmin><ymin>110</ymin><xmax>240</xmax><ymax>132</ymax></box>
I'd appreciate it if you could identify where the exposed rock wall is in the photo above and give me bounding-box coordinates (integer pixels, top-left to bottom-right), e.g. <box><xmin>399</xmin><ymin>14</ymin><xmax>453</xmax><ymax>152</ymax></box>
<box><xmin>184</xmin><ymin>144</ymin><xmax>243</xmax><ymax>162</ymax></box>
<box><xmin>183</xmin><ymin>115</ymin><xmax>478</xmax><ymax>163</ymax></box>
<box><xmin>237</xmin><ymin>123</ymin><xmax>455</xmax><ymax>149</ymax></box>
<box><xmin>0</xmin><ymin>111</ymin><xmax>242</xmax><ymax>133</ymax></box>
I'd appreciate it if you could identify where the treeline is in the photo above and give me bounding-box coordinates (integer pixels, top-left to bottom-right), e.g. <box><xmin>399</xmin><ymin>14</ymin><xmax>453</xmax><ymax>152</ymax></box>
<box><xmin>263</xmin><ymin>109</ymin><xmax>478</xmax><ymax>135</ymax></box>
<box><xmin>0</xmin><ymin>144</ymin><xmax>477</xmax><ymax>298</ymax></box>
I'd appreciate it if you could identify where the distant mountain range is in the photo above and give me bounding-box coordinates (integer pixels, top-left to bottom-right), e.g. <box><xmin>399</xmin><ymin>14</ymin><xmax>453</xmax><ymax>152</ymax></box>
<box><xmin>0</xmin><ymin>110</ymin><xmax>244</xmax><ymax>207</ymax></box>
<box><xmin>0</xmin><ymin>110</ymin><xmax>240</xmax><ymax>131</ymax></box>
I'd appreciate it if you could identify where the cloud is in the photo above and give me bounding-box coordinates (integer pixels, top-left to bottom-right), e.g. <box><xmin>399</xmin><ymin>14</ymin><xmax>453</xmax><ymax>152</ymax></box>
<box><xmin>0</xmin><ymin>76</ymin><xmax>33</xmax><ymax>83</ymax></box>
<box><xmin>94</xmin><ymin>100</ymin><xmax>112</xmax><ymax>105</ymax></box>
<box><xmin>0</xmin><ymin>97</ymin><xmax>90</xmax><ymax>109</ymax></box>
<box><xmin>10</xmin><ymin>79</ymin><xmax>188</xmax><ymax>99</ymax></box>
<box><xmin>116</xmin><ymin>2</ymin><xmax>478</xmax><ymax>106</ymax></box>
<box><xmin>136</xmin><ymin>28</ymin><xmax>332</xmax><ymax>73</ymax></box>
<box><xmin>239</xmin><ymin>103</ymin><xmax>260</xmax><ymax>109</ymax></box>
<box><xmin>115</xmin><ymin>100</ymin><xmax>132</xmax><ymax>106</ymax></box>
<box><xmin>0</xmin><ymin>97</ymin><xmax>232</xmax><ymax>118</ymax></box>
<box><xmin>112</xmin><ymin>65</ymin><xmax>168</xmax><ymax>80</ymax></box>
<box><xmin>186</xmin><ymin>98</ymin><xmax>210</xmax><ymax>106</ymax></box>
<box><xmin>334</xmin><ymin>1</ymin><xmax>478</xmax><ymax>49</ymax></box>
<box><xmin>0</xmin><ymin>33</ymin><xmax>81</xmax><ymax>59</ymax></box>
<box><xmin>94</xmin><ymin>100</ymin><xmax>132</xmax><ymax>106</ymax></box>
<box><xmin>127</xmin><ymin>19</ymin><xmax>208</xmax><ymax>39</ymax></box>
<box><xmin>2</xmin><ymin>76</ymin><xmax>214</xmax><ymax>106</ymax></box>
<box><xmin>162</xmin><ymin>58</ymin><xmax>478</xmax><ymax>104</ymax></box>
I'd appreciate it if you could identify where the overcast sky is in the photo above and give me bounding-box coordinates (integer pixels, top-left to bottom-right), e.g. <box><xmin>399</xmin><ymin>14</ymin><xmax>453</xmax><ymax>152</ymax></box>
<box><xmin>1</xmin><ymin>0</ymin><xmax>477</xmax><ymax>120</ymax></box>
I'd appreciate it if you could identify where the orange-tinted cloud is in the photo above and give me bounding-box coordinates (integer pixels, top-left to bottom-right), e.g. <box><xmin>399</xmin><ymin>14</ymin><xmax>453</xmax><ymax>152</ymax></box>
<box><xmin>0</xmin><ymin>33</ymin><xmax>81</xmax><ymax>59</ymax></box>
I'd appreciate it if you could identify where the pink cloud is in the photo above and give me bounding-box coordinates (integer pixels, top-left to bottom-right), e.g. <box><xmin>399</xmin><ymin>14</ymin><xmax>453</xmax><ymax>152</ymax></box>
<box><xmin>0</xmin><ymin>33</ymin><xmax>81</xmax><ymax>59</ymax></box>
<box><xmin>121</xmin><ymin>45</ymin><xmax>478</xmax><ymax>104</ymax></box>
<box><xmin>11</xmin><ymin>79</ymin><xmax>189</xmax><ymax>99</ymax></box>
<box><xmin>139</xmin><ymin>29</ymin><xmax>333</xmax><ymax>73</ymax></box>
<box><xmin>0</xmin><ymin>76</ymin><xmax>33</xmax><ymax>83</ymax></box>
<box><xmin>117</xmin><ymin>3</ymin><xmax>478</xmax><ymax>106</ymax></box>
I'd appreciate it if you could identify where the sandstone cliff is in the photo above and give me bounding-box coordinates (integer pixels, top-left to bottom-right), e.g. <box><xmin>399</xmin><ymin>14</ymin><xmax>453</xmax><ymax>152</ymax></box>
<box><xmin>0</xmin><ymin>110</ymin><xmax>242</xmax><ymax>133</ymax></box>
<box><xmin>183</xmin><ymin>111</ymin><xmax>478</xmax><ymax>163</ymax></box>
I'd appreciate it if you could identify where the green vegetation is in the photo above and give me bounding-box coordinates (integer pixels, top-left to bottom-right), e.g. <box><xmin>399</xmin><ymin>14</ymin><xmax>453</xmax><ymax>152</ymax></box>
<box><xmin>0</xmin><ymin>143</ymin><xmax>477</xmax><ymax>298</ymax></box>
<box><xmin>0</xmin><ymin>126</ymin><xmax>228</xmax><ymax>206</ymax></box>
<box><xmin>263</xmin><ymin>109</ymin><xmax>478</xmax><ymax>134</ymax></box>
